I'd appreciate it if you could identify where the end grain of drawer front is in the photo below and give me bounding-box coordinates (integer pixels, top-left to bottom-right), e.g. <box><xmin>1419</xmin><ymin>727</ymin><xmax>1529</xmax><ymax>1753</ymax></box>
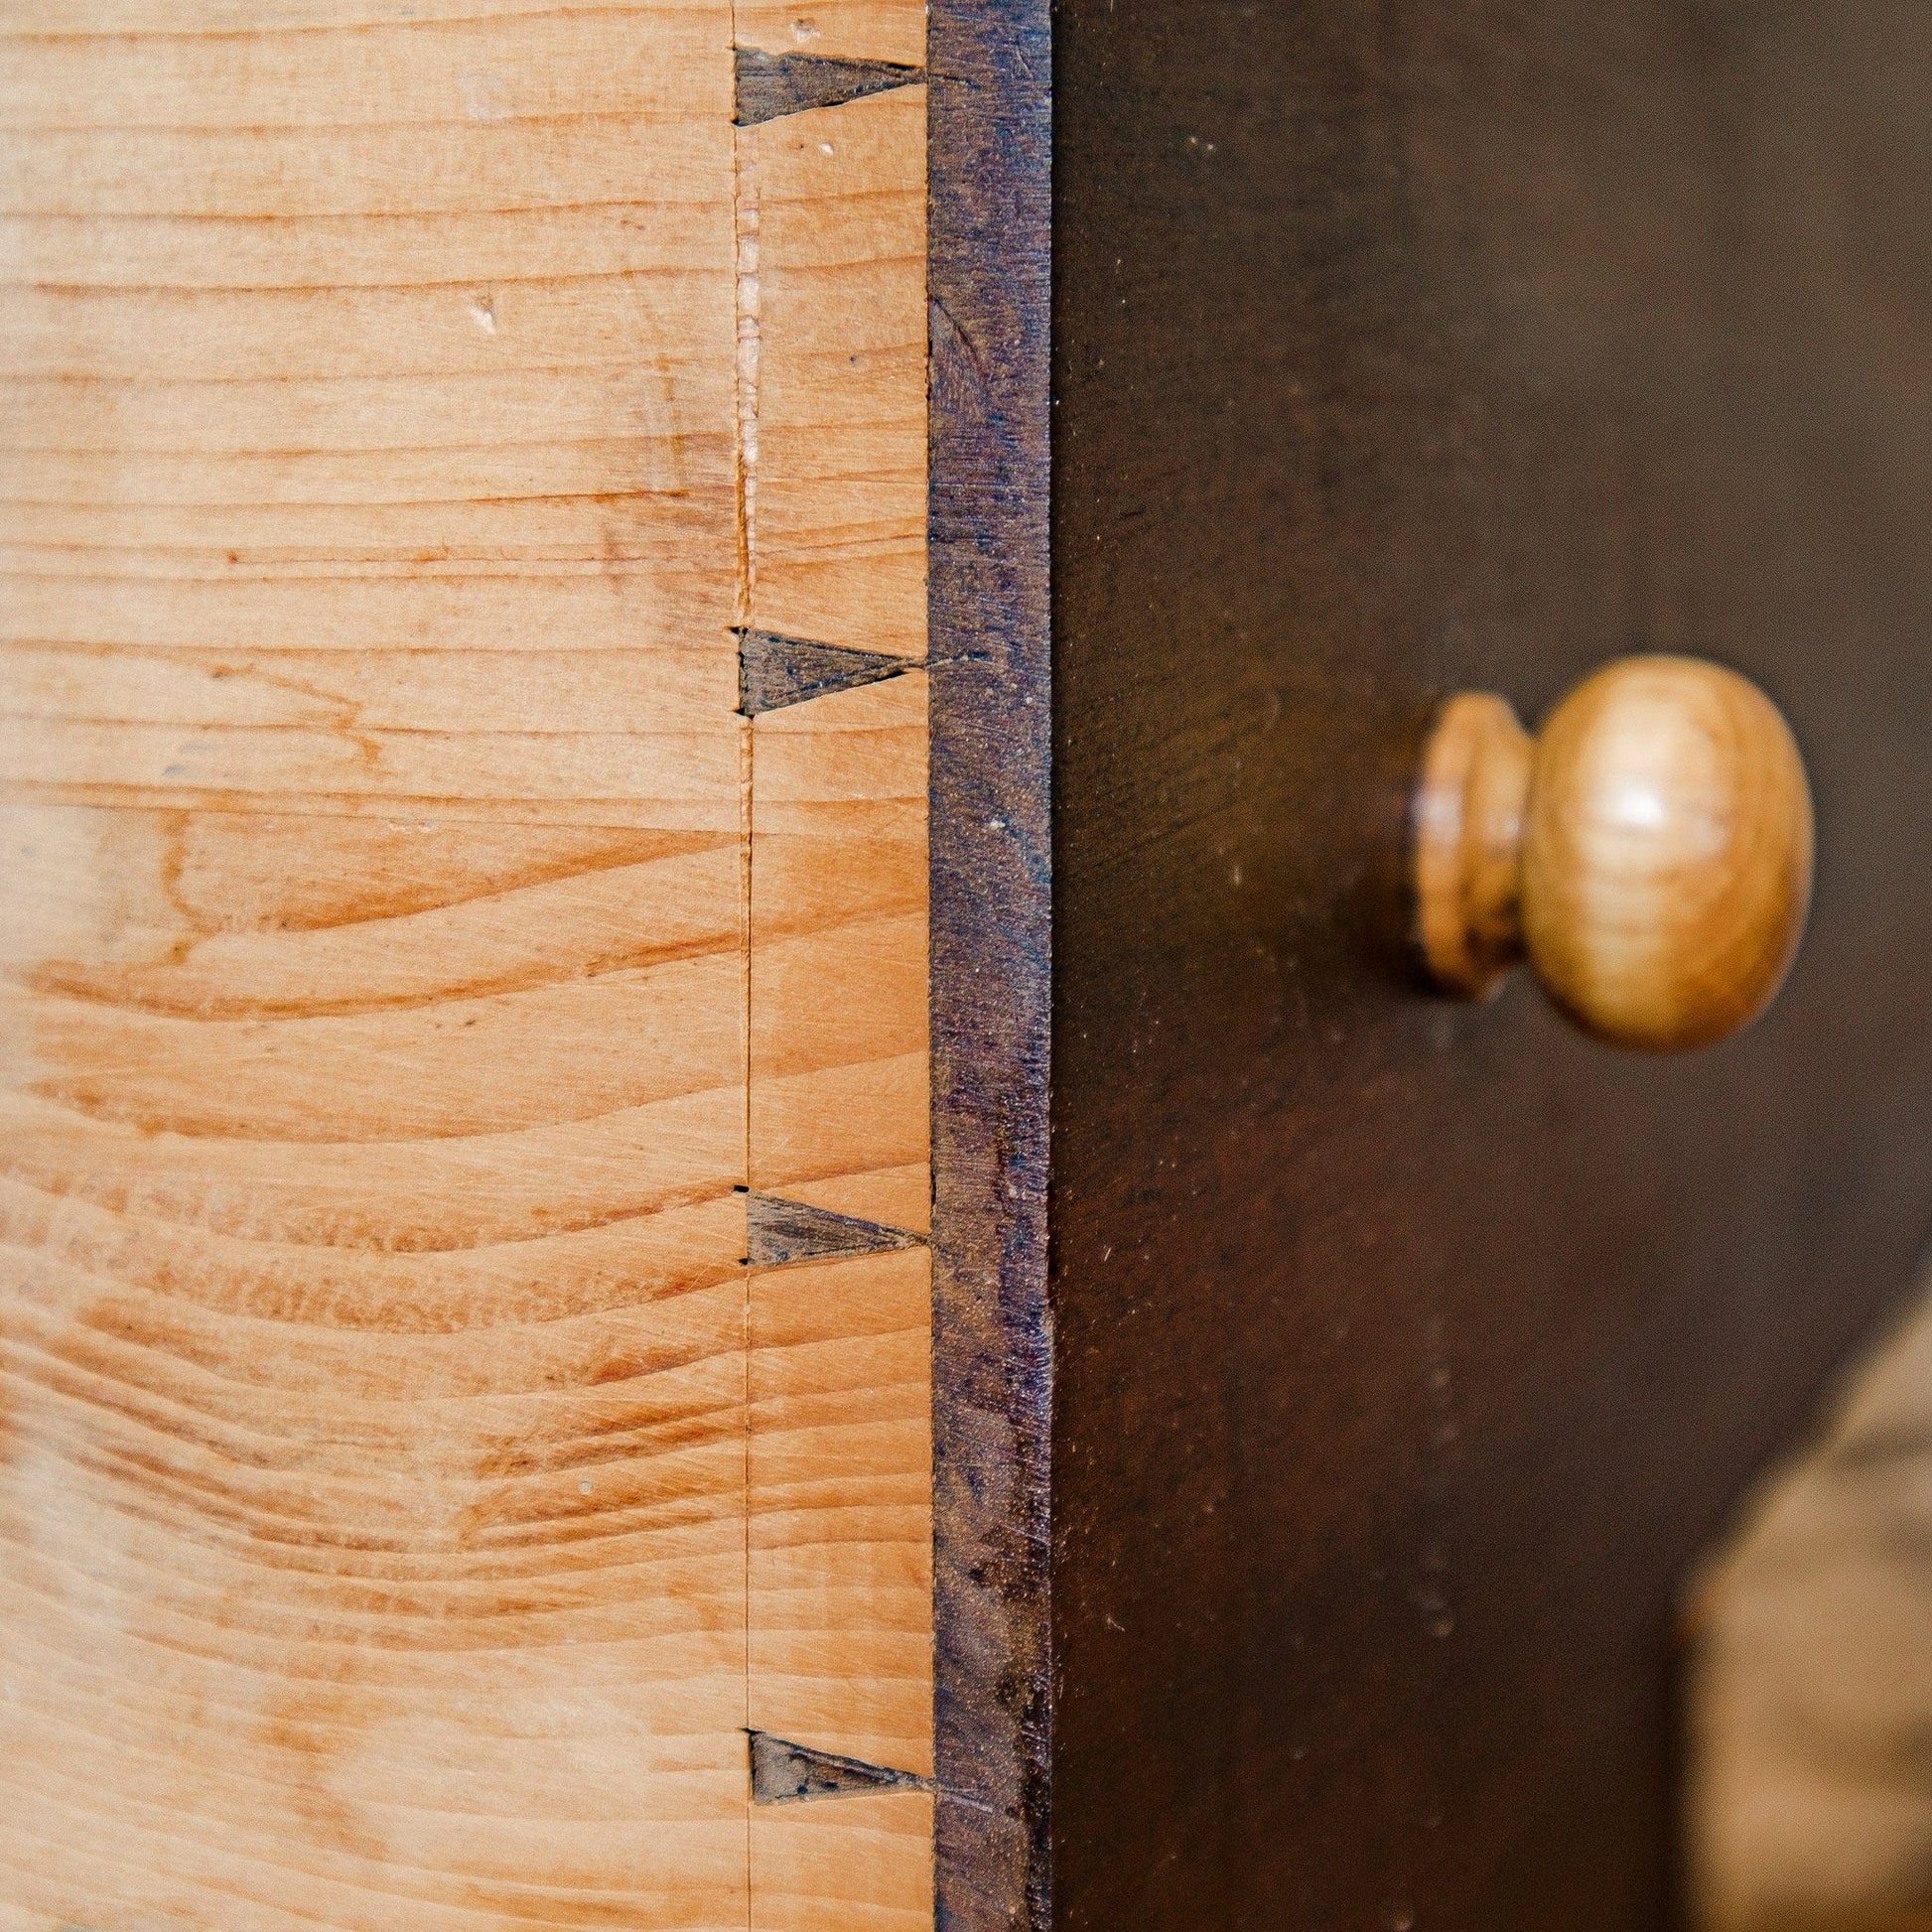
<box><xmin>0</xmin><ymin>0</ymin><xmax>1059</xmax><ymax>1923</ymax></box>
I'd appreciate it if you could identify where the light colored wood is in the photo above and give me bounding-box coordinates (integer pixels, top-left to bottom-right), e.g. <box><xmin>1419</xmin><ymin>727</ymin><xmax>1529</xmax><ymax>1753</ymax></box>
<box><xmin>1524</xmin><ymin>657</ymin><xmax>1814</xmax><ymax>1049</ymax></box>
<box><xmin>736</xmin><ymin>0</ymin><xmax>928</xmax><ymax>66</ymax></box>
<box><xmin>751</xmin><ymin>1246</ymin><xmax>933</xmax><ymax>1773</ymax></box>
<box><xmin>0</xmin><ymin>0</ymin><xmax>933</xmax><ymax>1923</ymax></box>
<box><xmin>752</xmin><ymin>1789</ymin><xmax>935</xmax><ymax>1930</ymax></box>
<box><xmin>751</xmin><ymin>672</ymin><xmax>930</xmax><ymax>1228</ymax></box>
<box><xmin>1412</xmin><ymin>691</ymin><xmax>1534</xmax><ymax>1001</ymax></box>
<box><xmin>738</xmin><ymin>72</ymin><xmax>934</xmax><ymax>1918</ymax></box>
<box><xmin>747</xmin><ymin>490</ymin><xmax>931</xmax><ymax>1781</ymax></box>
<box><xmin>741</xmin><ymin>86</ymin><xmax>928</xmax><ymax>659</ymax></box>
<box><xmin>1414</xmin><ymin>655</ymin><xmax>1814</xmax><ymax>1051</ymax></box>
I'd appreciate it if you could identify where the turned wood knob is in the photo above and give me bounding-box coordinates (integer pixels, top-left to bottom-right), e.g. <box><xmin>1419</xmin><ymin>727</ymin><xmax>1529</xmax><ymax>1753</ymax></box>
<box><xmin>1413</xmin><ymin>655</ymin><xmax>1815</xmax><ymax>1050</ymax></box>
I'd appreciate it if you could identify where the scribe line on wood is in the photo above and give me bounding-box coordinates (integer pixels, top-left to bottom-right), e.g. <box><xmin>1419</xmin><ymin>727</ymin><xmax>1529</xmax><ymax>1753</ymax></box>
<box><xmin>735</xmin><ymin>628</ymin><xmax>913</xmax><ymax>717</ymax></box>
<box><xmin>734</xmin><ymin>48</ymin><xmax>925</xmax><ymax>126</ymax></box>
<box><xmin>746</xmin><ymin>1192</ymin><xmax>924</xmax><ymax>1269</ymax></box>
<box><xmin>749</xmin><ymin>1731</ymin><xmax>930</xmax><ymax>1805</ymax></box>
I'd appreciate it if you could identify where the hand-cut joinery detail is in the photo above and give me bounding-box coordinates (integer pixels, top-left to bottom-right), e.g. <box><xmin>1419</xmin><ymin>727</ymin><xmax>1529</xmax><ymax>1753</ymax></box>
<box><xmin>0</xmin><ymin>0</ymin><xmax>935</xmax><ymax>1925</ymax></box>
<box><xmin>734</xmin><ymin>48</ymin><xmax>924</xmax><ymax>127</ymax></box>
<box><xmin>737</xmin><ymin>627</ymin><xmax>913</xmax><ymax>716</ymax></box>
<box><xmin>738</xmin><ymin>61</ymin><xmax>932</xmax><ymax>1921</ymax></box>
<box><xmin>747</xmin><ymin>1191</ymin><xmax>923</xmax><ymax>1268</ymax></box>
<box><xmin>749</xmin><ymin>1729</ymin><xmax>930</xmax><ymax>1804</ymax></box>
<box><xmin>747</xmin><ymin>674</ymin><xmax>931</xmax><ymax>1814</ymax></box>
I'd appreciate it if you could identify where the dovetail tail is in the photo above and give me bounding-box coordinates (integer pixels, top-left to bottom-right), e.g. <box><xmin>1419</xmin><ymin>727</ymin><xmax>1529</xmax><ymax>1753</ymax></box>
<box><xmin>735</xmin><ymin>629</ymin><xmax>912</xmax><ymax>717</ymax></box>
<box><xmin>746</xmin><ymin>1192</ymin><xmax>923</xmax><ymax>1268</ymax></box>
<box><xmin>749</xmin><ymin>1730</ymin><xmax>929</xmax><ymax>1804</ymax></box>
<box><xmin>733</xmin><ymin>49</ymin><xmax>924</xmax><ymax>127</ymax></box>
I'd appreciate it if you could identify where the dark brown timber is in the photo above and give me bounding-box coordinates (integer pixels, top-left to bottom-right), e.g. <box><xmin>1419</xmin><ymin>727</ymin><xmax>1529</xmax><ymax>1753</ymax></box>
<box><xmin>1050</xmin><ymin>3</ymin><xmax>1932</xmax><ymax>1929</ymax></box>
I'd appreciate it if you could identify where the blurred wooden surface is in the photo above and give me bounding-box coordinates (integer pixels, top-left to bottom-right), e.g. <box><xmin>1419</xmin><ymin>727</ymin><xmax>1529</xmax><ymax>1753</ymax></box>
<box><xmin>0</xmin><ymin>0</ymin><xmax>929</xmax><ymax>1924</ymax></box>
<box><xmin>1692</xmin><ymin>1277</ymin><xmax>1932</xmax><ymax>1932</ymax></box>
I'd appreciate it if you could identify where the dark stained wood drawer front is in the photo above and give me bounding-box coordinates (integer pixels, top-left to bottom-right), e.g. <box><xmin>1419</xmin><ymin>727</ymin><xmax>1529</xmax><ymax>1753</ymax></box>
<box><xmin>1049</xmin><ymin>4</ymin><xmax>1932</xmax><ymax>1929</ymax></box>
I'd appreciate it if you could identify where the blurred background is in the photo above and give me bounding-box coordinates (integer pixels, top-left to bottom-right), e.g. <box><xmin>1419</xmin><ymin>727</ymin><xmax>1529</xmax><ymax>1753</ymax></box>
<box><xmin>1694</xmin><ymin>1274</ymin><xmax>1932</xmax><ymax>1932</ymax></box>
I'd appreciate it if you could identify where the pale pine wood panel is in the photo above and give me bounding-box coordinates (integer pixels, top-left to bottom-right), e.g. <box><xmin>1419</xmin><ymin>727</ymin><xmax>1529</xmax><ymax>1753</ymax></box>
<box><xmin>0</xmin><ymin>0</ymin><xmax>762</xmax><ymax>1923</ymax></box>
<box><xmin>735</xmin><ymin>0</ymin><xmax>926</xmax><ymax>66</ymax></box>
<box><xmin>0</xmin><ymin>573</ymin><xmax>731</xmax><ymax>659</ymax></box>
<box><xmin>0</xmin><ymin>648</ymin><xmax>731</xmax><ymax>734</ymax></box>
<box><xmin>3</xmin><ymin>0</ymin><xmax>940</xmax><ymax>1916</ymax></box>
<box><xmin>745</xmin><ymin>85</ymin><xmax>927</xmax><ymax>659</ymax></box>
<box><xmin>0</xmin><ymin>806</ymin><xmax>742</xmax><ymax>1018</ymax></box>
<box><xmin>2</xmin><ymin>0</ymin><xmax>647</xmax><ymax>27</ymax></box>
<box><xmin>0</xmin><ymin>725</ymin><xmax>742</xmax><ymax>821</ymax></box>
<box><xmin>3</xmin><ymin>495</ymin><xmax>728</xmax><ymax>554</ymax></box>
<box><xmin>2</xmin><ymin>385</ymin><xmax>730</xmax><ymax>474</ymax></box>
<box><xmin>0</xmin><ymin>840</ymin><xmax>756</xmax><ymax>1931</ymax></box>
<box><xmin>0</xmin><ymin>1169</ymin><xmax>748</xmax><ymax>1338</ymax></box>
<box><xmin>0</xmin><ymin>1</ymin><xmax>743</xmax><ymax>700</ymax></box>
<box><xmin>0</xmin><ymin>120</ymin><xmax>731</xmax><ymax>217</ymax></box>
<box><xmin>0</xmin><ymin>1081</ymin><xmax>743</xmax><ymax>1254</ymax></box>
<box><xmin>752</xmin><ymin>1791</ymin><xmax>937</xmax><ymax>1932</ymax></box>
<box><xmin>0</xmin><ymin>282</ymin><xmax>739</xmax><ymax>381</ymax></box>
<box><xmin>0</xmin><ymin>1231</ymin><xmax>755</xmax><ymax>1929</ymax></box>
<box><xmin>0</xmin><ymin>450</ymin><xmax>717</xmax><ymax>532</ymax></box>
<box><xmin>0</xmin><ymin>630</ymin><xmax>743</xmax><ymax>833</ymax></box>
<box><xmin>0</xmin><ymin>12</ymin><xmax>737</xmax><ymax>129</ymax></box>
<box><xmin>0</xmin><ymin>209</ymin><xmax>722</xmax><ymax>290</ymax></box>
<box><xmin>3</xmin><ymin>955</ymin><xmax>744</xmax><ymax>1140</ymax></box>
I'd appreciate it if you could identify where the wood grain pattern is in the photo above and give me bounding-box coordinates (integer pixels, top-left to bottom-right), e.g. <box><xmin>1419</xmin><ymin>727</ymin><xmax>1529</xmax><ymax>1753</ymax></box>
<box><xmin>751</xmin><ymin>1246</ymin><xmax>933</xmax><ymax>1774</ymax></box>
<box><xmin>752</xmin><ymin>1789</ymin><xmax>935</xmax><ymax>1931</ymax></box>
<box><xmin>0</xmin><ymin>0</ymin><xmax>934</xmax><ymax>1921</ymax></box>
<box><xmin>745</xmin><ymin>671</ymin><xmax>932</xmax><ymax>1781</ymax></box>
<box><xmin>736</xmin><ymin>0</ymin><xmax>927</xmax><ymax>69</ymax></box>
<box><xmin>740</xmin><ymin>86</ymin><xmax>928</xmax><ymax>659</ymax></box>
<box><xmin>738</xmin><ymin>58</ymin><xmax>934</xmax><ymax>1926</ymax></box>
<box><xmin>1519</xmin><ymin>658</ymin><xmax>1813</xmax><ymax>1051</ymax></box>
<box><xmin>751</xmin><ymin>673</ymin><xmax>930</xmax><ymax>1231</ymax></box>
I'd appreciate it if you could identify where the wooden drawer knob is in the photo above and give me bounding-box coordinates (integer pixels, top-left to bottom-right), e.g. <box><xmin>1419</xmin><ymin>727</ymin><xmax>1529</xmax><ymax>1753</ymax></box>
<box><xmin>1414</xmin><ymin>655</ymin><xmax>1815</xmax><ymax>1050</ymax></box>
